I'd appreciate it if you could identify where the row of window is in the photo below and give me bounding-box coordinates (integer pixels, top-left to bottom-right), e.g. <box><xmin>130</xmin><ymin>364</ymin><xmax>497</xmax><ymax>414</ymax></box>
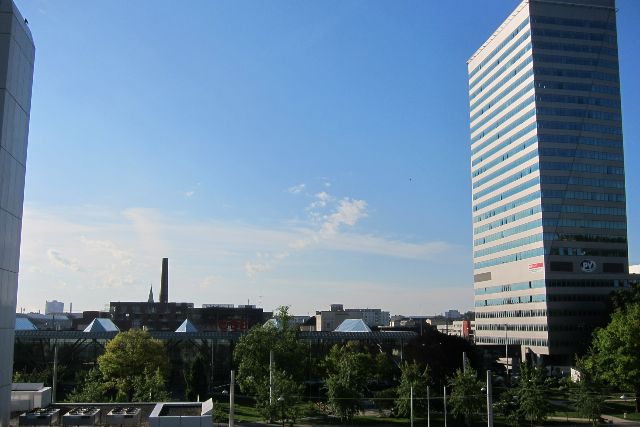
<box><xmin>546</xmin><ymin>232</ymin><xmax>626</xmax><ymax>243</ymax></box>
<box><xmin>470</xmin><ymin>55</ymin><xmax>534</xmax><ymax>112</ymax></box>
<box><xmin>541</xmin><ymin>161</ymin><xmax>624</xmax><ymax>175</ymax></box>
<box><xmin>548</xmin><ymin>247</ymin><xmax>627</xmax><ymax>257</ymax></box>
<box><xmin>472</xmin><ymin>136</ymin><xmax>537</xmax><ymax>178</ymax></box>
<box><xmin>473</xmin><ymin>177</ymin><xmax>539</xmax><ymax>212</ymax></box>
<box><xmin>475</xmin><ymin>280</ymin><xmax>546</xmax><ymax>296</ymax></box>
<box><xmin>475</xmin><ymin>218</ymin><xmax>541</xmax><ymax>246</ymax></box>
<box><xmin>472</xmin><ymin>96</ymin><xmax>535</xmax><ymax>143</ymax></box>
<box><xmin>470</xmin><ymin>77</ymin><xmax>534</xmax><ymax>123</ymax></box>
<box><xmin>476</xmin><ymin>324</ymin><xmax>548</xmax><ymax>332</ymax></box>
<box><xmin>541</xmin><ymin>189</ymin><xmax>625</xmax><ymax>203</ymax></box>
<box><xmin>547</xmin><ymin>294</ymin><xmax>608</xmax><ymax>303</ymax></box>
<box><xmin>474</xmin><ymin>234</ymin><xmax>543</xmax><ymax>258</ymax></box>
<box><xmin>474</xmin><ymin>202</ymin><xmax>625</xmax><ymax>236</ymax></box>
<box><xmin>476</xmin><ymin>336</ymin><xmax>549</xmax><ymax>347</ymax></box>
<box><xmin>535</xmin><ymin>80</ymin><xmax>619</xmax><ymax>96</ymax></box>
<box><xmin>473</xmin><ymin>191</ymin><xmax>540</xmax><ymax>223</ymax></box>
<box><xmin>539</xmin><ymin>147</ymin><xmax>623</xmax><ymax>162</ymax></box>
<box><xmin>471</xmin><ymin>67</ymin><xmax>533</xmax><ymax>115</ymax></box>
<box><xmin>476</xmin><ymin>294</ymin><xmax>547</xmax><ymax>307</ymax></box>
<box><xmin>531</xmin><ymin>15</ymin><xmax>616</xmax><ymax>31</ymax></box>
<box><xmin>474</xmin><ymin>247</ymin><xmax>544</xmax><ymax>269</ymax></box>
<box><xmin>534</xmin><ymin>53</ymin><xmax>618</xmax><ymax>70</ymax></box>
<box><xmin>473</xmin><ymin>163</ymin><xmax>539</xmax><ymax>201</ymax></box>
<box><xmin>469</xmin><ymin>29</ymin><xmax>531</xmax><ymax>91</ymax></box>
<box><xmin>469</xmin><ymin>17</ymin><xmax>530</xmax><ymax>79</ymax></box>
<box><xmin>540</xmin><ymin>175</ymin><xmax>625</xmax><ymax>189</ymax></box>
<box><xmin>543</xmin><ymin>217</ymin><xmax>627</xmax><ymax>230</ymax></box>
<box><xmin>470</xmin><ymin>84</ymin><xmax>533</xmax><ymax>134</ymax></box>
<box><xmin>530</xmin><ymin>27</ymin><xmax>617</xmax><ymax>44</ymax></box>
<box><xmin>547</xmin><ymin>279</ymin><xmax>628</xmax><ymax>288</ymax></box>
<box><xmin>472</xmin><ymin>122</ymin><xmax>536</xmax><ymax>163</ymax></box>
<box><xmin>537</xmin><ymin>107</ymin><xmax>621</xmax><ymax>122</ymax></box>
<box><xmin>475</xmin><ymin>309</ymin><xmax>547</xmax><ymax>319</ymax></box>
<box><xmin>470</xmin><ymin>43</ymin><xmax>532</xmax><ymax>100</ymax></box>
<box><xmin>535</xmin><ymin>67</ymin><xmax>619</xmax><ymax>83</ymax></box>
<box><xmin>538</xmin><ymin>120</ymin><xmax>622</xmax><ymax>135</ymax></box>
<box><xmin>532</xmin><ymin>40</ymin><xmax>618</xmax><ymax>58</ymax></box>
<box><xmin>474</xmin><ymin>150</ymin><xmax>538</xmax><ymax>189</ymax></box>
<box><xmin>474</xmin><ymin>205</ymin><xmax>541</xmax><ymax>235</ymax></box>
<box><xmin>536</xmin><ymin>93</ymin><xmax>620</xmax><ymax>109</ymax></box>
<box><xmin>543</xmin><ymin>203</ymin><xmax>626</xmax><ymax>216</ymax></box>
<box><xmin>537</xmin><ymin>134</ymin><xmax>622</xmax><ymax>149</ymax></box>
<box><xmin>472</xmin><ymin>107</ymin><xmax>536</xmax><ymax>154</ymax></box>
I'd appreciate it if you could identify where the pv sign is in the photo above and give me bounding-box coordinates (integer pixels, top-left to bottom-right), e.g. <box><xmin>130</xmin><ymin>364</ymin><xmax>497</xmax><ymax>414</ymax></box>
<box><xmin>580</xmin><ymin>260</ymin><xmax>597</xmax><ymax>273</ymax></box>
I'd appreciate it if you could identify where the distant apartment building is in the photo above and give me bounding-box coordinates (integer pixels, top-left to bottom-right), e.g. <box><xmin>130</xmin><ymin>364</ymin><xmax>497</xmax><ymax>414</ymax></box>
<box><xmin>469</xmin><ymin>0</ymin><xmax>629</xmax><ymax>363</ymax></box>
<box><xmin>0</xmin><ymin>1</ymin><xmax>34</xmax><ymax>423</ymax></box>
<box><xmin>436</xmin><ymin>320</ymin><xmax>475</xmax><ymax>340</ymax></box>
<box><xmin>189</xmin><ymin>304</ymin><xmax>266</xmax><ymax>332</ymax></box>
<box><xmin>110</xmin><ymin>301</ymin><xmax>194</xmax><ymax>332</ymax></box>
<box><xmin>45</xmin><ymin>300</ymin><xmax>64</xmax><ymax>315</ymax></box>
<box><xmin>315</xmin><ymin>304</ymin><xmax>390</xmax><ymax>331</ymax></box>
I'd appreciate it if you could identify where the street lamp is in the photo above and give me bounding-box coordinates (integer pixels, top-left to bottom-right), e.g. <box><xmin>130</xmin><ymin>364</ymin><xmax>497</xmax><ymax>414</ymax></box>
<box><xmin>277</xmin><ymin>396</ymin><xmax>285</xmax><ymax>427</ymax></box>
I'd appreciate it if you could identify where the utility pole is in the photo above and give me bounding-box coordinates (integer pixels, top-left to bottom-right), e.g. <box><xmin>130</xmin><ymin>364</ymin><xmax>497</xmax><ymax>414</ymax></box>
<box><xmin>229</xmin><ymin>370</ymin><xmax>235</xmax><ymax>427</ymax></box>
<box><xmin>486</xmin><ymin>370</ymin><xmax>493</xmax><ymax>427</ymax></box>
<box><xmin>444</xmin><ymin>385</ymin><xmax>447</xmax><ymax>427</ymax></box>
<box><xmin>427</xmin><ymin>385</ymin><xmax>431</xmax><ymax>427</ymax></box>
<box><xmin>269</xmin><ymin>350</ymin><xmax>274</xmax><ymax>405</ymax></box>
<box><xmin>410</xmin><ymin>386</ymin><xmax>414</xmax><ymax>427</ymax></box>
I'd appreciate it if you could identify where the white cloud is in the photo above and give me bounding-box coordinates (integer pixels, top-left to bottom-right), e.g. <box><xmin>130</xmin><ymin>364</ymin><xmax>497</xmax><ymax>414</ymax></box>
<box><xmin>185</xmin><ymin>191</ymin><xmax>195</xmax><ymax>197</ymax></box>
<box><xmin>47</xmin><ymin>249</ymin><xmax>83</xmax><ymax>272</ymax></box>
<box><xmin>630</xmin><ymin>264</ymin><xmax>640</xmax><ymax>274</ymax></box>
<box><xmin>287</xmin><ymin>183</ymin><xmax>306</xmax><ymax>194</ymax></box>
<box><xmin>321</xmin><ymin>198</ymin><xmax>367</xmax><ymax>235</ymax></box>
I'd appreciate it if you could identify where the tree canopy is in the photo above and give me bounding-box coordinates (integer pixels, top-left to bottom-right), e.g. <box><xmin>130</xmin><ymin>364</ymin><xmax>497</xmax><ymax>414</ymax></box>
<box><xmin>582</xmin><ymin>302</ymin><xmax>640</xmax><ymax>412</ymax></box>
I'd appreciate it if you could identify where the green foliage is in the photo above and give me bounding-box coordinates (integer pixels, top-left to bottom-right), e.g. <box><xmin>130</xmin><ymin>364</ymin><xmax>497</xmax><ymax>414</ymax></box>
<box><xmin>571</xmin><ymin>371</ymin><xmax>606</xmax><ymax>426</ymax></box>
<box><xmin>395</xmin><ymin>361</ymin><xmax>431</xmax><ymax>417</ymax></box>
<box><xmin>323</xmin><ymin>342</ymin><xmax>377</xmax><ymax>425</ymax></box>
<box><xmin>13</xmin><ymin>367</ymin><xmax>53</xmax><ymax>385</ymax></box>
<box><xmin>448</xmin><ymin>361</ymin><xmax>484</xmax><ymax>426</ymax></box>
<box><xmin>233</xmin><ymin>306</ymin><xmax>306</xmax><ymax>422</ymax></box>
<box><xmin>132</xmin><ymin>367</ymin><xmax>171</xmax><ymax>402</ymax></box>
<box><xmin>66</xmin><ymin>368</ymin><xmax>110</xmax><ymax>403</ymax></box>
<box><xmin>513</xmin><ymin>362</ymin><xmax>549</xmax><ymax>426</ymax></box>
<box><xmin>254</xmin><ymin>369</ymin><xmax>304</xmax><ymax>424</ymax></box>
<box><xmin>184</xmin><ymin>352</ymin><xmax>209</xmax><ymax>401</ymax></box>
<box><xmin>582</xmin><ymin>303</ymin><xmax>640</xmax><ymax>412</ymax></box>
<box><xmin>68</xmin><ymin>330</ymin><xmax>170</xmax><ymax>402</ymax></box>
<box><xmin>495</xmin><ymin>389</ymin><xmax>522</xmax><ymax>427</ymax></box>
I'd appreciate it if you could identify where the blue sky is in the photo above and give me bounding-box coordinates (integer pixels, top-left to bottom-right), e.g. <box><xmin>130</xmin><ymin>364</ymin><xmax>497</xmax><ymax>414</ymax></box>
<box><xmin>15</xmin><ymin>0</ymin><xmax>639</xmax><ymax>316</ymax></box>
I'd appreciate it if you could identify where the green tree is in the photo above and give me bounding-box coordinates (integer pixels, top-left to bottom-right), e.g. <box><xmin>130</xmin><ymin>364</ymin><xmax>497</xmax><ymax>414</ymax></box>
<box><xmin>233</xmin><ymin>306</ymin><xmax>306</xmax><ymax>422</ymax></box>
<box><xmin>571</xmin><ymin>371</ymin><xmax>606</xmax><ymax>426</ymax></box>
<box><xmin>68</xmin><ymin>330</ymin><xmax>170</xmax><ymax>402</ymax></box>
<box><xmin>184</xmin><ymin>352</ymin><xmax>209</xmax><ymax>401</ymax></box>
<box><xmin>395</xmin><ymin>361</ymin><xmax>431</xmax><ymax>417</ymax></box>
<box><xmin>581</xmin><ymin>303</ymin><xmax>640</xmax><ymax>412</ymax></box>
<box><xmin>322</xmin><ymin>342</ymin><xmax>377</xmax><ymax>425</ymax></box>
<box><xmin>513</xmin><ymin>362</ymin><xmax>549</xmax><ymax>427</ymax></box>
<box><xmin>448</xmin><ymin>361</ymin><xmax>484</xmax><ymax>426</ymax></box>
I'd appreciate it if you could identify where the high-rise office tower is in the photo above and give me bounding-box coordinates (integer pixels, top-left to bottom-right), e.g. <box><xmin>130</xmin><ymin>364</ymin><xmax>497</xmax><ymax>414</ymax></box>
<box><xmin>468</xmin><ymin>0</ymin><xmax>628</xmax><ymax>364</ymax></box>
<box><xmin>0</xmin><ymin>1</ymin><xmax>34</xmax><ymax>423</ymax></box>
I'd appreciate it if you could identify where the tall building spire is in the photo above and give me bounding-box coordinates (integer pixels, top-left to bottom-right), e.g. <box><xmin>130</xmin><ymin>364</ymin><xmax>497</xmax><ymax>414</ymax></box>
<box><xmin>148</xmin><ymin>284</ymin><xmax>154</xmax><ymax>304</ymax></box>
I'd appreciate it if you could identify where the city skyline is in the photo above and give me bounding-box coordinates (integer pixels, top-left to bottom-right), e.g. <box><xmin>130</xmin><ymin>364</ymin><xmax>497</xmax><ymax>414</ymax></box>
<box><xmin>14</xmin><ymin>0</ymin><xmax>640</xmax><ymax>316</ymax></box>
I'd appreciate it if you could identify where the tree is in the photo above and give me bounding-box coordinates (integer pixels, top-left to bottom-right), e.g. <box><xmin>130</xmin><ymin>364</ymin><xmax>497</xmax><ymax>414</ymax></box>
<box><xmin>68</xmin><ymin>330</ymin><xmax>170</xmax><ymax>402</ymax></box>
<box><xmin>395</xmin><ymin>361</ymin><xmax>431</xmax><ymax>417</ymax></box>
<box><xmin>513</xmin><ymin>362</ymin><xmax>549</xmax><ymax>427</ymax></box>
<box><xmin>184</xmin><ymin>352</ymin><xmax>209</xmax><ymax>401</ymax></box>
<box><xmin>322</xmin><ymin>342</ymin><xmax>377</xmax><ymax>425</ymax></box>
<box><xmin>571</xmin><ymin>370</ymin><xmax>606</xmax><ymax>426</ymax></box>
<box><xmin>448</xmin><ymin>361</ymin><xmax>484</xmax><ymax>426</ymax></box>
<box><xmin>581</xmin><ymin>303</ymin><xmax>640</xmax><ymax>412</ymax></box>
<box><xmin>234</xmin><ymin>306</ymin><xmax>307</xmax><ymax>422</ymax></box>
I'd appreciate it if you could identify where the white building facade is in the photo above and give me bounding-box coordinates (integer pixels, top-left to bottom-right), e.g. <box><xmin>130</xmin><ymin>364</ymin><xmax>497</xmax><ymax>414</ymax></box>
<box><xmin>0</xmin><ymin>1</ymin><xmax>34</xmax><ymax>424</ymax></box>
<box><xmin>468</xmin><ymin>0</ymin><xmax>628</xmax><ymax>364</ymax></box>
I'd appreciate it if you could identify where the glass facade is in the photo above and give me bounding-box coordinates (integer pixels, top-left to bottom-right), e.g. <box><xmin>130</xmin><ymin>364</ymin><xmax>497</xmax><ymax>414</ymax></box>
<box><xmin>468</xmin><ymin>0</ymin><xmax>628</xmax><ymax>360</ymax></box>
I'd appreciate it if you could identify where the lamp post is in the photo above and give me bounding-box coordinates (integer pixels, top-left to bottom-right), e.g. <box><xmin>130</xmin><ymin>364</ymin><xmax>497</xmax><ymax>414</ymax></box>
<box><xmin>277</xmin><ymin>396</ymin><xmax>285</xmax><ymax>427</ymax></box>
<box><xmin>485</xmin><ymin>370</ymin><xmax>493</xmax><ymax>427</ymax></box>
<box><xmin>504</xmin><ymin>324</ymin><xmax>509</xmax><ymax>384</ymax></box>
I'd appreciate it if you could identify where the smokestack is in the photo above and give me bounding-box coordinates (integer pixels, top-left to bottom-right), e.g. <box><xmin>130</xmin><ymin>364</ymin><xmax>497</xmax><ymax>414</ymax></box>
<box><xmin>160</xmin><ymin>258</ymin><xmax>168</xmax><ymax>303</ymax></box>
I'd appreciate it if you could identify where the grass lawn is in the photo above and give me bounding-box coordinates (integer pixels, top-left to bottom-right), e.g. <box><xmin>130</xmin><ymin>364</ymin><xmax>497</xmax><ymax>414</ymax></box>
<box><xmin>602</xmin><ymin>401</ymin><xmax>640</xmax><ymax>421</ymax></box>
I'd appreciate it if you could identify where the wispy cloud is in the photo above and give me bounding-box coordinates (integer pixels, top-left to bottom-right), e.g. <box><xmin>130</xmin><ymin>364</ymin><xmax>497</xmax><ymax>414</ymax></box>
<box><xmin>287</xmin><ymin>183</ymin><xmax>306</xmax><ymax>194</ymax></box>
<box><xmin>47</xmin><ymin>249</ymin><xmax>83</xmax><ymax>272</ymax></box>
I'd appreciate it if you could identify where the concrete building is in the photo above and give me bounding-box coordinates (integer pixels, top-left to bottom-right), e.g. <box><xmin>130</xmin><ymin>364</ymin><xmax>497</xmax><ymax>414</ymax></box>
<box><xmin>0</xmin><ymin>1</ymin><xmax>34</xmax><ymax>423</ymax></box>
<box><xmin>468</xmin><ymin>0</ymin><xmax>629</xmax><ymax>364</ymax></box>
<box><xmin>314</xmin><ymin>304</ymin><xmax>390</xmax><ymax>331</ymax></box>
<box><xmin>44</xmin><ymin>300</ymin><xmax>64</xmax><ymax>315</ymax></box>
